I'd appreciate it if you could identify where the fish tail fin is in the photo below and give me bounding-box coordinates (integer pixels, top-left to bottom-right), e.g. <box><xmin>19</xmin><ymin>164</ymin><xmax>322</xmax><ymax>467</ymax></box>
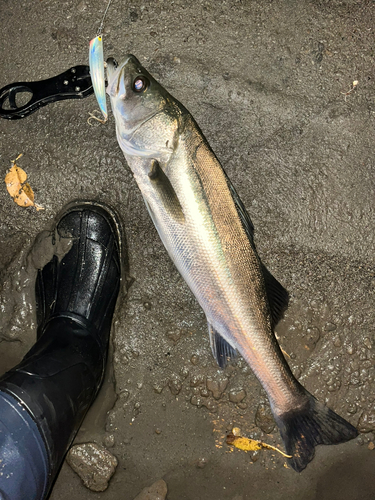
<box><xmin>275</xmin><ymin>389</ymin><xmax>358</xmax><ymax>472</ymax></box>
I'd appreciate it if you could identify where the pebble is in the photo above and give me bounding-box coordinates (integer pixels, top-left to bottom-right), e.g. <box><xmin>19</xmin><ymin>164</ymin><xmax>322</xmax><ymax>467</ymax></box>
<box><xmin>168</xmin><ymin>377</ymin><xmax>182</xmax><ymax>395</ymax></box>
<box><xmin>357</xmin><ymin>410</ymin><xmax>375</xmax><ymax>433</ymax></box>
<box><xmin>153</xmin><ymin>383</ymin><xmax>164</xmax><ymax>394</ymax></box>
<box><xmin>363</xmin><ymin>337</ymin><xmax>372</xmax><ymax>349</ymax></box>
<box><xmin>190</xmin><ymin>395</ymin><xmax>217</xmax><ymax>412</ymax></box>
<box><xmin>346</xmin><ymin>344</ymin><xmax>354</xmax><ymax>355</ymax></box>
<box><xmin>323</xmin><ymin>323</ymin><xmax>337</xmax><ymax>332</ymax></box>
<box><xmin>103</xmin><ymin>434</ymin><xmax>115</xmax><ymax>448</ymax></box>
<box><xmin>77</xmin><ymin>0</ymin><xmax>87</xmax><ymax>11</ymax></box>
<box><xmin>190</xmin><ymin>374</ymin><xmax>205</xmax><ymax>387</ymax></box>
<box><xmin>255</xmin><ymin>403</ymin><xmax>275</xmax><ymax>434</ymax></box>
<box><xmin>190</xmin><ymin>354</ymin><xmax>199</xmax><ymax>365</ymax></box>
<box><xmin>206</xmin><ymin>377</ymin><xmax>229</xmax><ymax>399</ymax></box>
<box><xmin>333</xmin><ymin>336</ymin><xmax>342</xmax><ymax>347</ymax></box>
<box><xmin>196</xmin><ymin>457</ymin><xmax>207</xmax><ymax>468</ymax></box>
<box><xmin>200</xmin><ymin>387</ymin><xmax>209</xmax><ymax>397</ymax></box>
<box><xmin>133</xmin><ymin>479</ymin><xmax>168</xmax><ymax>500</ymax></box>
<box><xmin>229</xmin><ymin>388</ymin><xmax>246</xmax><ymax>404</ymax></box>
<box><xmin>305</xmin><ymin>326</ymin><xmax>320</xmax><ymax>348</ymax></box>
<box><xmin>368</xmin><ymin>442</ymin><xmax>375</xmax><ymax>450</ymax></box>
<box><xmin>167</xmin><ymin>331</ymin><xmax>181</xmax><ymax>343</ymax></box>
<box><xmin>67</xmin><ymin>443</ymin><xmax>117</xmax><ymax>492</ymax></box>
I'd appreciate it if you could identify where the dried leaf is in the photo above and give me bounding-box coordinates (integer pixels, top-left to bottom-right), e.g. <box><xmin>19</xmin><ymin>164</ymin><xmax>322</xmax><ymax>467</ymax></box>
<box><xmin>4</xmin><ymin>155</ymin><xmax>43</xmax><ymax>210</ymax></box>
<box><xmin>226</xmin><ymin>432</ymin><xmax>292</xmax><ymax>458</ymax></box>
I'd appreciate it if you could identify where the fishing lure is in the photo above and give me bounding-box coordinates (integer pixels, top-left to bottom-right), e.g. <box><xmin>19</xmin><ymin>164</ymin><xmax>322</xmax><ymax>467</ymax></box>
<box><xmin>88</xmin><ymin>0</ymin><xmax>113</xmax><ymax>123</ymax></box>
<box><xmin>89</xmin><ymin>35</ymin><xmax>107</xmax><ymax>123</ymax></box>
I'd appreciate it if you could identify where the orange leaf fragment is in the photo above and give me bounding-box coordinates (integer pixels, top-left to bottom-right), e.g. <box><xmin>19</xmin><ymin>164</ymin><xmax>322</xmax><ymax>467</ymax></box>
<box><xmin>226</xmin><ymin>431</ymin><xmax>292</xmax><ymax>458</ymax></box>
<box><xmin>4</xmin><ymin>155</ymin><xmax>43</xmax><ymax>210</ymax></box>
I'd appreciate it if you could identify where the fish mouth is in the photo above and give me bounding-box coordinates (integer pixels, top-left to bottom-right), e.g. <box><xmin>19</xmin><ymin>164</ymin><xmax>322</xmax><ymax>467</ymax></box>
<box><xmin>106</xmin><ymin>55</ymin><xmax>137</xmax><ymax>97</ymax></box>
<box><xmin>106</xmin><ymin>56</ymin><xmax>118</xmax><ymax>82</ymax></box>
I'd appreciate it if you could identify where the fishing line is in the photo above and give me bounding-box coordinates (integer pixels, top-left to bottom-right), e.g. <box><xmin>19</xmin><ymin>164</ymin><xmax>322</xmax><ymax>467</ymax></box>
<box><xmin>97</xmin><ymin>0</ymin><xmax>113</xmax><ymax>36</ymax></box>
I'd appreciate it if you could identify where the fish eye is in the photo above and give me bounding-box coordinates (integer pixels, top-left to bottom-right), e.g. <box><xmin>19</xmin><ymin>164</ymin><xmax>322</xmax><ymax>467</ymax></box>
<box><xmin>133</xmin><ymin>76</ymin><xmax>149</xmax><ymax>93</ymax></box>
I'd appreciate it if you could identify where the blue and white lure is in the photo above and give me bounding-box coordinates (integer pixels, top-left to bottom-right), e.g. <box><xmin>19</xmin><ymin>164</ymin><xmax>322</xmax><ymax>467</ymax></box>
<box><xmin>89</xmin><ymin>35</ymin><xmax>107</xmax><ymax>123</ymax></box>
<box><xmin>88</xmin><ymin>0</ymin><xmax>113</xmax><ymax>124</ymax></box>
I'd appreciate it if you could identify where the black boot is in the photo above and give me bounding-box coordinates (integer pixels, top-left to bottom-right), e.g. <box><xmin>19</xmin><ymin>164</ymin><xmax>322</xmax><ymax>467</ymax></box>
<box><xmin>0</xmin><ymin>201</ymin><xmax>125</xmax><ymax>499</ymax></box>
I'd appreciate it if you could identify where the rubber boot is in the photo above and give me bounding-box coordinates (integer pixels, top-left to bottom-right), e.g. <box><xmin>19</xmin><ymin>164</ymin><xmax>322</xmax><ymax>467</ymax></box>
<box><xmin>0</xmin><ymin>201</ymin><xmax>124</xmax><ymax>499</ymax></box>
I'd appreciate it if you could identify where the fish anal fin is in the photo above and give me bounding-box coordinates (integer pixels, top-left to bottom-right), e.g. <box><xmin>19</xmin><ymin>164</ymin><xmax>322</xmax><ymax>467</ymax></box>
<box><xmin>261</xmin><ymin>264</ymin><xmax>289</xmax><ymax>329</ymax></box>
<box><xmin>208</xmin><ymin>322</ymin><xmax>237</xmax><ymax>369</ymax></box>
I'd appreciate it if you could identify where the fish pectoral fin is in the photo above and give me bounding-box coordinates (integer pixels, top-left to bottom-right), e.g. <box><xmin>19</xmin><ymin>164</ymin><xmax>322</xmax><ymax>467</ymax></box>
<box><xmin>261</xmin><ymin>264</ymin><xmax>289</xmax><ymax>328</ymax></box>
<box><xmin>208</xmin><ymin>322</ymin><xmax>237</xmax><ymax>369</ymax></box>
<box><xmin>148</xmin><ymin>159</ymin><xmax>185</xmax><ymax>223</ymax></box>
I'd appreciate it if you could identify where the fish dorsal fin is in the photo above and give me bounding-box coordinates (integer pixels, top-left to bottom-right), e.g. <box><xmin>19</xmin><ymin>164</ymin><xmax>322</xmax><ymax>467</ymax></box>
<box><xmin>148</xmin><ymin>159</ymin><xmax>185</xmax><ymax>223</ymax></box>
<box><xmin>223</xmin><ymin>170</ymin><xmax>256</xmax><ymax>249</ymax></box>
<box><xmin>223</xmin><ymin>170</ymin><xmax>288</xmax><ymax>327</ymax></box>
<box><xmin>208</xmin><ymin>322</ymin><xmax>237</xmax><ymax>368</ymax></box>
<box><xmin>261</xmin><ymin>264</ymin><xmax>289</xmax><ymax>328</ymax></box>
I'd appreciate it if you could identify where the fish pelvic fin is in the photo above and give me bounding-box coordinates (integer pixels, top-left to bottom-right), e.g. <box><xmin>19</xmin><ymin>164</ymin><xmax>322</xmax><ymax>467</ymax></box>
<box><xmin>261</xmin><ymin>264</ymin><xmax>289</xmax><ymax>328</ymax></box>
<box><xmin>208</xmin><ymin>322</ymin><xmax>237</xmax><ymax>368</ymax></box>
<box><xmin>275</xmin><ymin>389</ymin><xmax>358</xmax><ymax>472</ymax></box>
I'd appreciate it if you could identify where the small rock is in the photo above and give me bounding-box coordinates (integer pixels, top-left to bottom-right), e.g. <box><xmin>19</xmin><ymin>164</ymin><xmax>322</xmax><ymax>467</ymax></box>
<box><xmin>333</xmin><ymin>337</ymin><xmax>342</xmax><ymax>347</ymax></box>
<box><xmin>77</xmin><ymin>0</ymin><xmax>87</xmax><ymax>11</ymax></box>
<box><xmin>196</xmin><ymin>457</ymin><xmax>207</xmax><ymax>468</ymax></box>
<box><xmin>237</xmin><ymin>402</ymin><xmax>248</xmax><ymax>409</ymax></box>
<box><xmin>364</xmin><ymin>337</ymin><xmax>372</xmax><ymax>349</ymax></box>
<box><xmin>346</xmin><ymin>344</ymin><xmax>354</xmax><ymax>355</ymax></box>
<box><xmin>200</xmin><ymin>387</ymin><xmax>209</xmax><ymax>397</ymax></box>
<box><xmin>190</xmin><ymin>374</ymin><xmax>205</xmax><ymax>387</ymax></box>
<box><xmin>229</xmin><ymin>389</ymin><xmax>246</xmax><ymax>404</ymax></box>
<box><xmin>357</xmin><ymin>411</ymin><xmax>375</xmax><ymax>433</ymax></box>
<box><xmin>168</xmin><ymin>377</ymin><xmax>182</xmax><ymax>395</ymax></box>
<box><xmin>347</xmin><ymin>403</ymin><xmax>357</xmax><ymax>414</ymax></box>
<box><xmin>67</xmin><ymin>443</ymin><xmax>117</xmax><ymax>492</ymax></box>
<box><xmin>190</xmin><ymin>354</ymin><xmax>199</xmax><ymax>365</ymax></box>
<box><xmin>133</xmin><ymin>479</ymin><xmax>167</xmax><ymax>500</ymax></box>
<box><xmin>153</xmin><ymin>383</ymin><xmax>164</xmax><ymax>394</ymax></box>
<box><xmin>368</xmin><ymin>442</ymin><xmax>375</xmax><ymax>450</ymax></box>
<box><xmin>167</xmin><ymin>331</ymin><xmax>181</xmax><ymax>343</ymax></box>
<box><xmin>206</xmin><ymin>377</ymin><xmax>229</xmax><ymax>399</ymax></box>
<box><xmin>103</xmin><ymin>434</ymin><xmax>115</xmax><ymax>448</ymax></box>
<box><xmin>323</xmin><ymin>323</ymin><xmax>337</xmax><ymax>332</ymax></box>
<box><xmin>255</xmin><ymin>403</ymin><xmax>275</xmax><ymax>434</ymax></box>
<box><xmin>305</xmin><ymin>326</ymin><xmax>320</xmax><ymax>348</ymax></box>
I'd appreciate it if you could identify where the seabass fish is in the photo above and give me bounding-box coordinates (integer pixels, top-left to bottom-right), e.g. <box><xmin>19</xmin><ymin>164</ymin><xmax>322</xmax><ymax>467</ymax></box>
<box><xmin>106</xmin><ymin>55</ymin><xmax>358</xmax><ymax>471</ymax></box>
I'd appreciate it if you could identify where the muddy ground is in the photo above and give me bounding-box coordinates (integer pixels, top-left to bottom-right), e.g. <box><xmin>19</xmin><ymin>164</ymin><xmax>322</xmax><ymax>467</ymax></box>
<box><xmin>0</xmin><ymin>0</ymin><xmax>375</xmax><ymax>499</ymax></box>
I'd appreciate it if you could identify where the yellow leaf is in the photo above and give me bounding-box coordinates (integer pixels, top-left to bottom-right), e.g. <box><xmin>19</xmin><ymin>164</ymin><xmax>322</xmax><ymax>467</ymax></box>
<box><xmin>226</xmin><ymin>432</ymin><xmax>292</xmax><ymax>458</ymax></box>
<box><xmin>4</xmin><ymin>155</ymin><xmax>43</xmax><ymax>210</ymax></box>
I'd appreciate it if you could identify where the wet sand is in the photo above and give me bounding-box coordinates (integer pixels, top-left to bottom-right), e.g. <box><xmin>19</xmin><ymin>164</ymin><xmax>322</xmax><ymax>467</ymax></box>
<box><xmin>0</xmin><ymin>1</ymin><xmax>374</xmax><ymax>498</ymax></box>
